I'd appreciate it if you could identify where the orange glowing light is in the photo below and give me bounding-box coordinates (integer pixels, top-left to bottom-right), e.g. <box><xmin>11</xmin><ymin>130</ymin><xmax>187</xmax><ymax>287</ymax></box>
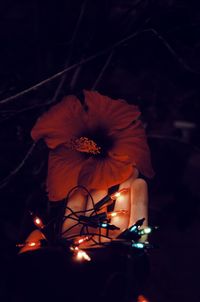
<box><xmin>77</xmin><ymin>236</ymin><xmax>89</xmax><ymax>244</ymax></box>
<box><xmin>108</xmin><ymin>210</ymin><xmax>128</xmax><ymax>218</ymax></box>
<box><xmin>75</xmin><ymin>249</ymin><xmax>91</xmax><ymax>262</ymax></box>
<box><xmin>28</xmin><ymin>242</ymin><xmax>37</xmax><ymax>247</ymax></box>
<box><xmin>114</xmin><ymin>192</ymin><xmax>120</xmax><ymax>198</ymax></box>
<box><xmin>111</xmin><ymin>188</ymin><xmax>129</xmax><ymax>200</ymax></box>
<box><xmin>33</xmin><ymin>216</ymin><xmax>44</xmax><ymax>228</ymax></box>
<box><xmin>18</xmin><ymin>230</ymin><xmax>46</xmax><ymax>254</ymax></box>
<box><xmin>110</xmin><ymin>212</ymin><xmax>117</xmax><ymax>217</ymax></box>
<box><xmin>17</xmin><ymin>241</ymin><xmax>41</xmax><ymax>249</ymax></box>
<box><xmin>35</xmin><ymin>218</ymin><xmax>41</xmax><ymax>225</ymax></box>
<box><xmin>137</xmin><ymin>295</ymin><xmax>149</xmax><ymax>302</ymax></box>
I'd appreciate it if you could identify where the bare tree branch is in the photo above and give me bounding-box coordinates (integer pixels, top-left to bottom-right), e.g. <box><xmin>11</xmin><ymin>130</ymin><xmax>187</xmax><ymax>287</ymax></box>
<box><xmin>149</xmin><ymin>28</ymin><xmax>198</xmax><ymax>74</ymax></box>
<box><xmin>92</xmin><ymin>51</ymin><xmax>114</xmax><ymax>90</ymax></box>
<box><xmin>69</xmin><ymin>64</ymin><xmax>83</xmax><ymax>91</ymax></box>
<box><xmin>1</xmin><ymin>28</ymin><xmax>200</xmax><ymax>106</ymax></box>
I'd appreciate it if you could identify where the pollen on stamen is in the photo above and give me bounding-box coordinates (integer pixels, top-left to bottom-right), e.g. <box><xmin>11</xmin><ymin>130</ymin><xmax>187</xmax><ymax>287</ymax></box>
<box><xmin>70</xmin><ymin>137</ymin><xmax>101</xmax><ymax>155</ymax></box>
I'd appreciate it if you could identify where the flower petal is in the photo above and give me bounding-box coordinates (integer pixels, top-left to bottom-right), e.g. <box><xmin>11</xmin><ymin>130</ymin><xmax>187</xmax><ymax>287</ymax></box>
<box><xmin>78</xmin><ymin>154</ymin><xmax>134</xmax><ymax>190</ymax></box>
<box><xmin>111</xmin><ymin>120</ymin><xmax>154</xmax><ymax>178</ymax></box>
<box><xmin>31</xmin><ymin>95</ymin><xmax>85</xmax><ymax>149</ymax></box>
<box><xmin>47</xmin><ymin>146</ymin><xmax>85</xmax><ymax>201</ymax></box>
<box><xmin>84</xmin><ymin>90</ymin><xmax>140</xmax><ymax>131</ymax></box>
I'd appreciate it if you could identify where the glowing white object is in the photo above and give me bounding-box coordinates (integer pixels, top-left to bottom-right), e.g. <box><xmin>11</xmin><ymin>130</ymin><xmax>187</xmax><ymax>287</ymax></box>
<box><xmin>111</xmin><ymin>188</ymin><xmax>129</xmax><ymax>200</ymax></box>
<box><xmin>132</xmin><ymin>242</ymin><xmax>144</xmax><ymax>249</ymax></box>
<box><xmin>33</xmin><ymin>216</ymin><xmax>44</xmax><ymax>228</ymax></box>
<box><xmin>28</xmin><ymin>242</ymin><xmax>37</xmax><ymax>247</ymax></box>
<box><xmin>139</xmin><ymin>227</ymin><xmax>152</xmax><ymax>235</ymax></box>
<box><xmin>76</xmin><ymin>250</ymin><xmax>91</xmax><ymax>262</ymax></box>
<box><xmin>110</xmin><ymin>212</ymin><xmax>117</xmax><ymax>217</ymax></box>
<box><xmin>108</xmin><ymin>210</ymin><xmax>128</xmax><ymax>218</ymax></box>
<box><xmin>101</xmin><ymin>223</ymin><xmax>108</xmax><ymax>228</ymax></box>
<box><xmin>77</xmin><ymin>236</ymin><xmax>89</xmax><ymax>244</ymax></box>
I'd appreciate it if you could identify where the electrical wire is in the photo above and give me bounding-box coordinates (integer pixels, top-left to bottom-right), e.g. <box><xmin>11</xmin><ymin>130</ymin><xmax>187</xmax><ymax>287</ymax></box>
<box><xmin>39</xmin><ymin>185</ymin><xmax>115</xmax><ymax>246</ymax></box>
<box><xmin>61</xmin><ymin>222</ymin><xmax>80</xmax><ymax>236</ymax></box>
<box><xmin>64</xmin><ymin>232</ymin><xmax>112</xmax><ymax>242</ymax></box>
<box><xmin>61</xmin><ymin>185</ymin><xmax>102</xmax><ymax>241</ymax></box>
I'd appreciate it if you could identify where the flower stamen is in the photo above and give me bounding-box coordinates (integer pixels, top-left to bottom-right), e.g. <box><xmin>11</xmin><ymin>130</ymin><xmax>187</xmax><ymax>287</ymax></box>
<box><xmin>70</xmin><ymin>137</ymin><xmax>101</xmax><ymax>155</ymax></box>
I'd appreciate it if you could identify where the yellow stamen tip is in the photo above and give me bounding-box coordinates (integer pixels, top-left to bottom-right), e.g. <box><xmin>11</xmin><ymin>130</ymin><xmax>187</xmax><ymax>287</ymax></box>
<box><xmin>70</xmin><ymin>136</ymin><xmax>101</xmax><ymax>155</ymax></box>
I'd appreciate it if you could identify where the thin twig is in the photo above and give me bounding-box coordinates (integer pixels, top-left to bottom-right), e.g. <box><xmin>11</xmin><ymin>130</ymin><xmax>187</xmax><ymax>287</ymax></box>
<box><xmin>67</xmin><ymin>0</ymin><xmax>89</xmax><ymax>63</ymax></box>
<box><xmin>149</xmin><ymin>28</ymin><xmax>199</xmax><ymax>74</ymax></box>
<box><xmin>1</xmin><ymin>28</ymin><xmax>200</xmax><ymax>106</ymax></box>
<box><xmin>0</xmin><ymin>0</ymin><xmax>88</xmax><ymax>107</ymax></box>
<box><xmin>92</xmin><ymin>51</ymin><xmax>114</xmax><ymax>89</ymax></box>
<box><xmin>0</xmin><ymin>2</ymin><xmax>89</xmax><ymax>187</ymax></box>
<box><xmin>46</xmin><ymin>0</ymin><xmax>88</xmax><ymax>105</ymax></box>
<box><xmin>0</xmin><ymin>142</ymin><xmax>37</xmax><ymax>189</ymax></box>
<box><xmin>69</xmin><ymin>63</ymin><xmax>83</xmax><ymax>90</ymax></box>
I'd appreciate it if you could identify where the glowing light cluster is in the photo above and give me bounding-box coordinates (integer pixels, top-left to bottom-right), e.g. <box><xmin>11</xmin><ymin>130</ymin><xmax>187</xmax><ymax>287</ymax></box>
<box><xmin>138</xmin><ymin>227</ymin><xmax>152</xmax><ymax>235</ymax></box>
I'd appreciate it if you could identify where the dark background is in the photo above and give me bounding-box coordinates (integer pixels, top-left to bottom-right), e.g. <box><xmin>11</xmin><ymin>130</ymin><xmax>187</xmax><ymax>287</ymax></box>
<box><xmin>0</xmin><ymin>1</ymin><xmax>200</xmax><ymax>301</ymax></box>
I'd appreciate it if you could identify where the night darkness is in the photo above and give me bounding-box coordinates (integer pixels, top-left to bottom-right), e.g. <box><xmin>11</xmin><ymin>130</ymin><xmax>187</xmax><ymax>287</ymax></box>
<box><xmin>0</xmin><ymin>1</ymin><xmax>200</xmax><ymax>302</ymax></box>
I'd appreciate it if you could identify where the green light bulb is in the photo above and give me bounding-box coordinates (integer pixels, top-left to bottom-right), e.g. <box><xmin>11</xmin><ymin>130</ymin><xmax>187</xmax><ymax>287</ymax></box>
<box><xmin>139</xmin><ymin>227</ymin><xmax>152</xmax><ymax>235</ymax></box>
<box><xmin>101</xmin><ymin>223</ymin><xmax>108</xmax><ymax>228</ymax></box>
<box><xmin>132</xmin><ymin>242</ymin><xmax>145</xmax><ymax>249</ymax></box>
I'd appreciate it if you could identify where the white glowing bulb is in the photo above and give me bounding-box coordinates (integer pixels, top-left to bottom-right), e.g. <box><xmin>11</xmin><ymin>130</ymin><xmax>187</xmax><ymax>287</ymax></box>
<box><xmin>132</xmin><ymin>242</ymin><xmax>144</xmax><ymax>249</ymax></box>
<box><xmin>108</xmin><ymin>210</ymin><xmax>128</xmax><ymax>218</ymax></box>
<box><xmin>114</xmin><ymin>192</ymin><xmax>121</xmax><ymax>198</ymax></box>
<box><xmin>35</xmin><ymin>218</ymin><xmax>41</xmax><ymax>225</ymax></box>
<box><xmin>33</xmin><ymin>216</ymin><xmax>44</xmax><ymax>228</ymax></box>
<box><xmin>77</xmin><ymin>236</ymin><xmax>89</xmax><ymax>244</ymax></box>
<box><xmin>76</xmin><ymin>250</ymin><xmax>91</xmax><ymax>262</ymax></box>
<box><xmin>110</xmin><ymin>212</ymin><xmax>117</xmax><ymax>217</ymax></box>
<box><xmin>28</xmin><ymin>242</ymin><xmax>37</xmax><ymax>247</ymax></box>
<box><xmin>78</xmin><ymin>238</ymin><xmax>84</xmax><ymax>244</ymax></box>
<box><xmin>139</xmin><ymin>227</ymin><xmax>152</xmax><ymax>235</ymax></box>
<box><xmin>143</xmin><ymin>227</ymin><xmax>152</xmax><ymax>234</ymax></box>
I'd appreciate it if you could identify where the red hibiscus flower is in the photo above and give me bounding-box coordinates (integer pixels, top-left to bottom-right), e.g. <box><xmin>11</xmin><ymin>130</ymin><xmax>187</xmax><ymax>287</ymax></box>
<box><xmin>31</xmin><ymin>90</ymin><xmax>154</xmax><ymax>201</ymax></box>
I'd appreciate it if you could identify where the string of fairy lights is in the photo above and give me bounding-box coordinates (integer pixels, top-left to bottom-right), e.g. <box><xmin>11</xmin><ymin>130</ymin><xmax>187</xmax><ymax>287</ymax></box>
<box><xmin>16</xmin><ymin>185</ymin><xmax>157</xmax><ymax>262</ymax></box>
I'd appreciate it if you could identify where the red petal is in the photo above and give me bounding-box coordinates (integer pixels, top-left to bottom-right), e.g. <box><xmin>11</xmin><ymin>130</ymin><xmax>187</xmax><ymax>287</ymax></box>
<box><xmin>84</xmin><ymin>90</ymin><xmax>140</xmax><ymax>131</ymax></box>
<box><xmin>47</xmin><ymin>146</ymin><xmax>85</xmax><ymax>201</ymax></box>
<box><xmin>111</xmin><ymin>120</ymin><xmax>154</xmax><ymax>178</ymax></box>
<box><xmin>31</xmin><ymin>95</ymin><xmax>85</xmax><ymax>149</ymax></box>
<box><xmin>78</xmin><ymin>154</ymin><xmax>134</xmax><ymax>191</ymax></box>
